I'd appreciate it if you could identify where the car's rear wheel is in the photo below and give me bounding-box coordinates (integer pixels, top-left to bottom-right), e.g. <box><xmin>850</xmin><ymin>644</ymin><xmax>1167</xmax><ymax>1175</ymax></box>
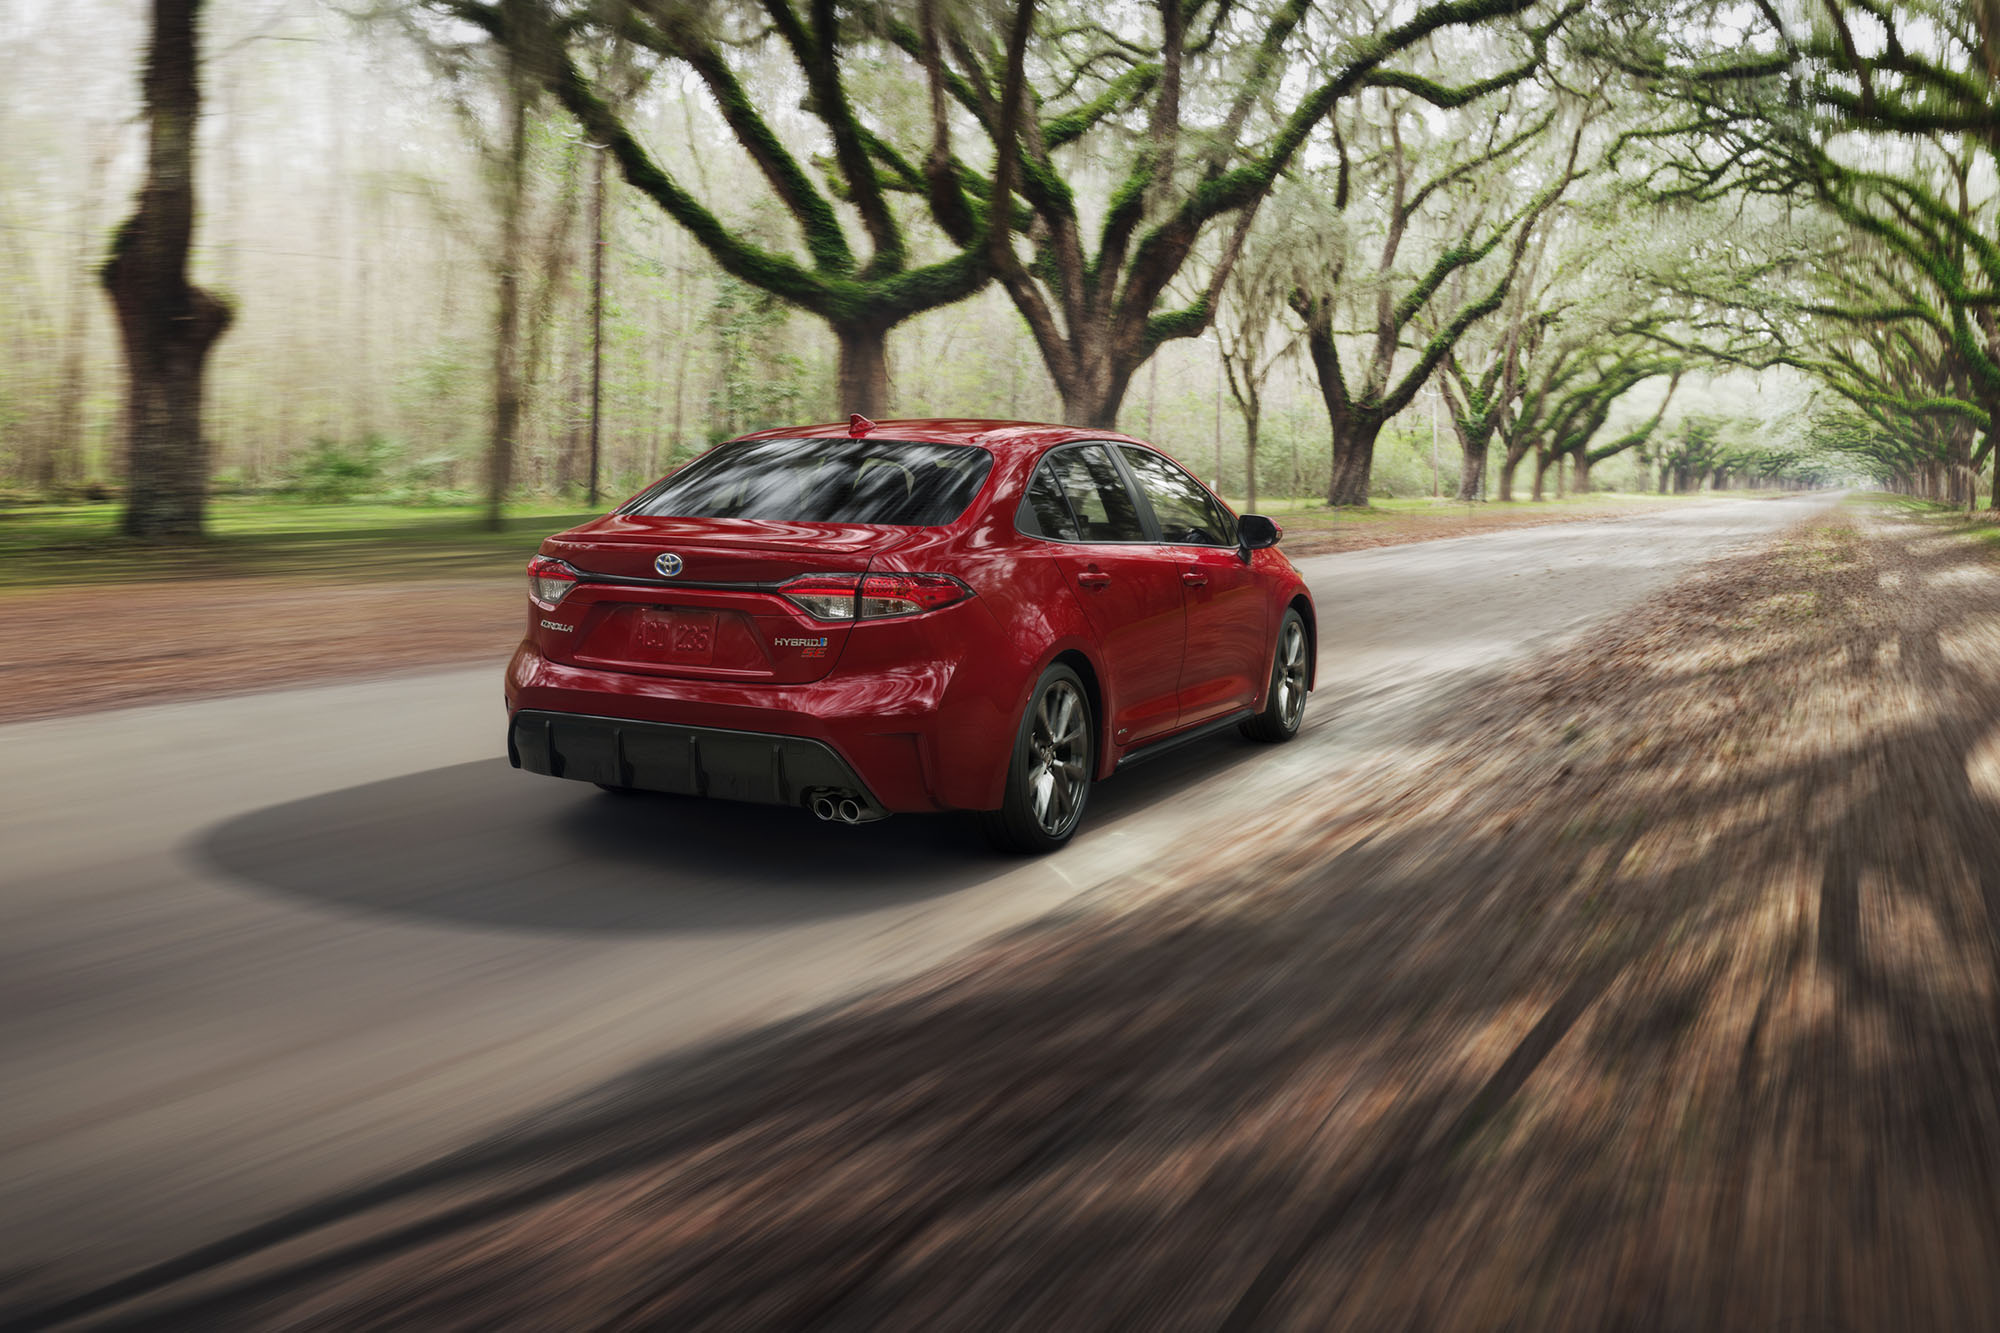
<box><xmin>1241</xmin><ymin>608</ymin><xmax>1309</xmax><ymax>742</ymax></box>
<box><xmin>981</xmin><ymin>664</ymin><xmax>1093</xmax><ymax>854</ymax></box>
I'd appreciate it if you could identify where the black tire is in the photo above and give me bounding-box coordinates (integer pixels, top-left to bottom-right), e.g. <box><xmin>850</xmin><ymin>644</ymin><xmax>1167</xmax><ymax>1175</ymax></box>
<box><xmin>980</xmin><ymin>664</ymin><xmax>1094</xmax><ymax>854</ymax></box>
<box><xmin>1241</xmin><ymin>608</ymin><xmax>1309</xmax><ymax>743</ymax></box>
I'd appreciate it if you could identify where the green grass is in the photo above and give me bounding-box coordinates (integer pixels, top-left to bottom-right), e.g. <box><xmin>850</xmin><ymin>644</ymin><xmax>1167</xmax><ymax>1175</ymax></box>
<box><xmin>0</xmin><ymin>498</ymin><xmax>596</xmax><ymax>591</ymax></box>
<box><xmin>1843</xmin><ymin>492</ymin><xmax>1954</xmax><ymax>515</ymax></box>
<box><xmin>1217</xmin><ymin>490</ymin><xmax>1710</xmax><ymax>530</ymax></box>
<box><xmin>1838</xmin><ymin>493</ymin><xmax>2000</xmax><ymax>559</ymax></box>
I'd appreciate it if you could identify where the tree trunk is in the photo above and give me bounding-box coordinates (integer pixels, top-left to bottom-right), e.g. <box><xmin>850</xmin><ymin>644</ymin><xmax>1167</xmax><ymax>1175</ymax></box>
<box><xmin>486</xmin><ymin>47</ymin><xmax>528</xmax><ymax>531</ymax></box>
<box><xmin>1059</xmin><ymin>361</ymin><xmax>1134</xmax><ymax>431</ymax></box>
<box><xmin>1982</xmin><ymin>413</ymin><xmax>2000</xmax><ymax>510</ymax></box>
<box><xmin>1454</xmin><ymin>429</ymin><xmax>1487</xmax><ymax>502</ymax></box>
<box><xmin>103</xmin><ymin>0</ymin><xmax>233</xmax><ymax>539</ymax></box>
<box><xmin>1243</xmin><ymin>403</ymin><xmax>1260</xmax><ymax>511</ymax></box>
<box><xmin>1326</xmin><ymin>415</ymin><xmax>1382</xmax><ymax>507</ymax></box>
<box><xmin>1946</xmin><ymin>434</ymin><xmax>1972</xmax><ymax>508</ymax></box>
<box><xmin>1572</xmin><ymin>453</ymin><xmax>1593</xmax><ymax>496</ymax></box>
<box><xmin>1497</xmin><ymin>450</ymin><xmax>1522</xmax><ymax>503</ymax></box>
<box><xmin>837</xmin><ymin>325</ymin><xmax>891</xmax><ymax>419</ymax></box>
<box><xmin>586</xmin><ymin>141</ymin><xmax>607</xmax><ymax>506</ymax></box>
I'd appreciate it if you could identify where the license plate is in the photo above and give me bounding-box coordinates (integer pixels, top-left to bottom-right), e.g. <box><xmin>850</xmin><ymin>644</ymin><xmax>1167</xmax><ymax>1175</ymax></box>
<box><xmin>638</xmin><ymin>608</ymin><xmax>716</xmax><ymax>665</ymax></box>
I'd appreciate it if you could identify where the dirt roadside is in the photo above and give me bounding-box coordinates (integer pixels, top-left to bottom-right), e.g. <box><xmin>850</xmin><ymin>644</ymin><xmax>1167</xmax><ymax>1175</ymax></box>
<box><xmin>43</xmin><ymin>505</ymin><xmax>2000</xmax><ymax>1330</ymax></box>
<box><xmin>0</xmin><ymin>578</ymin><xmax>525</xmax><ymax>724</ymax></box>
<box><xmin>1271</xmin><ymin>493</ymin><xmax>1718</xmax><ymax>557</ymax></box>
<box><xmin>0</xmin><ymin>497</ymin><xmax>1716</xmax><ymax>724</ymax></box>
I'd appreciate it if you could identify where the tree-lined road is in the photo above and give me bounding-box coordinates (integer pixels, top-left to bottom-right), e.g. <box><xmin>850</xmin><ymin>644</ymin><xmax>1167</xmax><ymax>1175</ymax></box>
<box><xmin>0</xmin><ymin>497</ymin><xmax>1828</xmax><ymax>1315</ymax></box>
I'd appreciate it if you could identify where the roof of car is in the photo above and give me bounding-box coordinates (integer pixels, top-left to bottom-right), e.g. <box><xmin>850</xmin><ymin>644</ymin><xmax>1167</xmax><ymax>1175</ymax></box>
<box><xmin>730</xmin><ymin>419</ymin><xmax>1143</xmax><ymax>456</ymax></box>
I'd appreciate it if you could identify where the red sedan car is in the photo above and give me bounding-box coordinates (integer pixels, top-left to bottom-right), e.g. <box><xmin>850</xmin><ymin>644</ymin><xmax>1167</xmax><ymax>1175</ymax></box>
<box><xmin>506</xmin><ymin>418</ymin><xmax>1315</xmax><ymax>852</ymax></box>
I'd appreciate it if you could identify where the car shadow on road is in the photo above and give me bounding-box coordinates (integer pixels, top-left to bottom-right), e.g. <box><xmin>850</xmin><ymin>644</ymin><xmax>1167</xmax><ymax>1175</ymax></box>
<box><xmin>194</xmin><ymin>758</ymin><xmax>994</xmax><ymax>932</ymax></box>
<box><xmin>196</xmin><ymin>736</ymin><xmax>1267</xmax><ymax>935</ymax></box>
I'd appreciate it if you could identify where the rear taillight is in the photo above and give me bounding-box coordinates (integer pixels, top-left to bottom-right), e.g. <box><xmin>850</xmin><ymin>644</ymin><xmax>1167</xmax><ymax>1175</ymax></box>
<box><xmin>527</xmin><ymin>555</ymin><xmax>580</xmax><ymax>609</ymax></box>
<box><xmin>777</xmin><ymin>574</ymin><xmax>861</xmax><ymax>621</ymax></box>
<box><xmin>858</xmin><ymin>572</ymin><xmax>974</xmax><ymax>618</ymax></box>
<box><xmin>778</xmin><ymin>572</ymin><xmax>973</xmax><ymax>622</ymax></box>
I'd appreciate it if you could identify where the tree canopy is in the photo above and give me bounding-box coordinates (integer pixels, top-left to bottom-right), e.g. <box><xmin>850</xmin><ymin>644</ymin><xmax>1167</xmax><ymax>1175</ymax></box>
<box><xmin>29</xmin><ymin>0</ymin><xmax>2000</xmax><ymax>529</ymax></box>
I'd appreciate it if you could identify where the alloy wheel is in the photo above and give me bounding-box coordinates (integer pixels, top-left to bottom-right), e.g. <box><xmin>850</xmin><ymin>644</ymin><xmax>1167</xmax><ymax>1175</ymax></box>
<box><xmin>1276</xmin><ymin>619</ymin><xmax>1308</xmax><ymax>731</ymax></box>
<box><xmin>1027</xmin><ymin>678</ymin><xmax>1089</xmax><ymax>837</ymax></box>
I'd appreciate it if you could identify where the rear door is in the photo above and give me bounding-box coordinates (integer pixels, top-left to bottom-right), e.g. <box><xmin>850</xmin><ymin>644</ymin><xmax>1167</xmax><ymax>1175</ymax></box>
<box><xmin>1020</xmin><ymin>444</ymin><xmax>1186</xmax><ymax>746</ymax></box>
<box><xmin>1115</xmin><ymin>445</ymin><xmax>1267</xmax><ymax>724</ymax></box>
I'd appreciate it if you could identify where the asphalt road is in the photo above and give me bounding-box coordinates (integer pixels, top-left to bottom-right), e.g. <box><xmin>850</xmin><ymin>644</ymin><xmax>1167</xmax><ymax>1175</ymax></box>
<box><xmin>0</xmin><ymin>495</ymin><xmax>1830</xmax><ymax>1314</ymax></box>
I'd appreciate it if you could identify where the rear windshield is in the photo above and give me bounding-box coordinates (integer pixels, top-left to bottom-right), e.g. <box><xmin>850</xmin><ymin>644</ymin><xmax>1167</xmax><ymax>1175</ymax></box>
<box><xmin>622</xmin><ymin>438</ymin><xmax>993</xmax><ymax>526</ymax></box>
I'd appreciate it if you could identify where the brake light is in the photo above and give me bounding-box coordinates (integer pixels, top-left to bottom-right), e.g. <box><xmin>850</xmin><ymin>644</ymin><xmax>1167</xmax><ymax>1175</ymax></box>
<box><xmin>858</xmin><ymin>572</ymin><xmax>974</xmax><ymax>618</ymax></box>
<box><xmin>777</xmin><ymin>574</ymin><xmax>860</xmax><ymax>621</ymax></box>
<box><xmin>527</xmin><ymin>555</ymin><xmax>580</xmax><ymax>608</ymax></box>
<box><xmin>778</xmin><ymin>572</ymin><xmax>973</xmax><ymax>621</ymax></box>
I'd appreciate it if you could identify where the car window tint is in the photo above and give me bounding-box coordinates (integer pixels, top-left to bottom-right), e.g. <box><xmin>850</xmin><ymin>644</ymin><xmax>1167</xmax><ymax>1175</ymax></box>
<box><xmin>622</xmin><ymin>439</ymin><xmax>993</xmax><ymax>525</ymax></box>
<box><xmin>1117</xmin><ymin>446</ymin><xmax>1234</xmax><ymax>546</ymax></box>
<box><xmin>1020</xmin><ymin>461</ymin><xmax>1082</xmax><ymax>541</ymax></box>
<box><xmin>1046</xmin><ymin>445</ymin><xmax>1147</xmax><ymax>542</ymax></box>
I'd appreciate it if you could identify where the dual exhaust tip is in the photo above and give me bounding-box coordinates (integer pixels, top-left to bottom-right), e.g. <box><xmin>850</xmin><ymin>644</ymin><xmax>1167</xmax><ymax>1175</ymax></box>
<box><xmin>809</xmin><ymin>792</ymin><xmax>871</xmax><ymax>824</ymax></box>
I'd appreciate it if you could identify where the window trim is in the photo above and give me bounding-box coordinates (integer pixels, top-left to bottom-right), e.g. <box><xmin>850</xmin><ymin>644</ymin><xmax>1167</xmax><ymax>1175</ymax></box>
<box><xmin>1013</xmin><ymin>442</ymin><xmax>1162</xmax><ymax>546</ymax></box>
<box><xmin>1111</xmin><ymin>444</ymin><xmax>1239</xmax><ymax>548</ymax></box>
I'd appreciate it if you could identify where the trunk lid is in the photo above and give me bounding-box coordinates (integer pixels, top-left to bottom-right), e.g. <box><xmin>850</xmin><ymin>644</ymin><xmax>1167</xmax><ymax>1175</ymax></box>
<box><xmin>533</xmin><ymin>516</ymin><xmax>920</xmax><ymax>684</ymax></box>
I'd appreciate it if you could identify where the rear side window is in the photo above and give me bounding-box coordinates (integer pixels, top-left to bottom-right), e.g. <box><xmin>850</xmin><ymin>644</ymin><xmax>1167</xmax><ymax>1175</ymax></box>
<box><xmin>1020</xmin><ymin>463</ymin><xmax>1081</xmax><ymax>541</ymax></box>
<box><xmin>1117</xmin><ymin>446</ymin><xmax>1235</xmax><ymax>546</ymax></box>
<box><xmin>623</xmin><ymin>439</ymin><xmax>993</xmax><ymax>526</ymax></box>
<box><xmin>1025</xmin><ymin>445</ymin><xmax>1147</xmax><ymax>542</ymax></box>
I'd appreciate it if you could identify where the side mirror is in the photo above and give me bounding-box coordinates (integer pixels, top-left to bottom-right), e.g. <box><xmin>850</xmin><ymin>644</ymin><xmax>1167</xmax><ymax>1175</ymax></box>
<box><xmin>1238</xmin><ymin>513</ymin><xmax>1282</xmax><ymax>551</ymax></box>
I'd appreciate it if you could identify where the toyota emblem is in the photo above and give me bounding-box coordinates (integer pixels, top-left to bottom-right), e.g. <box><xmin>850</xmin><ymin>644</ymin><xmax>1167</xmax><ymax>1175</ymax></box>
<box><xmin>654</xmin><ymin>552</ymin><xmax>684</xmax><ymax>577</ymax></box>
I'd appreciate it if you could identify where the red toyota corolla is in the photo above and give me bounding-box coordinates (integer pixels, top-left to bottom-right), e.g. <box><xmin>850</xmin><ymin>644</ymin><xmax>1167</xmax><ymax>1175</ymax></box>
<box><xmin>505</xmin><ymin>417</ymin><xmax>1315</xmax><ymax>852</ymax></box>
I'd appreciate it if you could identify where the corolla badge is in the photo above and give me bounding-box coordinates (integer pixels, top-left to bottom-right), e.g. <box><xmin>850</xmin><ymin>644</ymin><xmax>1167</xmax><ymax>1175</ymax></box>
<box><xmin>654</xmin><ymin>552</ymin><xmax>684</xmax><ymax>577</ymax></box>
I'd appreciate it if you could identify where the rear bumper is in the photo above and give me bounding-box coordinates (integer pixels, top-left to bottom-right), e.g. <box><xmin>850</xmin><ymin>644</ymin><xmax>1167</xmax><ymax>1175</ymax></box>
<box><xmin>508</xmin><ymin>709</ymin><xmax>886</xmax><ymax>816</ymax></box>
<box><xmin>504</xmin><ymin>634</ymin><xmax>1021</xmax><ymax>813</ymax></box>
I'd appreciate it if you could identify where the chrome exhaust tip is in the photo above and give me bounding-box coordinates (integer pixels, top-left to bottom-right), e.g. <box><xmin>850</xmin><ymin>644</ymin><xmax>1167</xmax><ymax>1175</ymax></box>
<box><xmin>836</xmin><ymin>798</ymin><xmax>863</xmax><ymax>824</ymax></box>
<box><xmin>810</xmin><ymin>796</ymin><xmax>837</xmax><ymax>821</ymax></box>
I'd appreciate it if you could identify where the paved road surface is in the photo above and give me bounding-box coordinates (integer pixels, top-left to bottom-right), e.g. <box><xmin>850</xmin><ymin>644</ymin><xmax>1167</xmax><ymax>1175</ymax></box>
<box><xmin>0</xmin><ymin>496</ymin><xmax>1829</xmax><ymax>1312</ymax></box>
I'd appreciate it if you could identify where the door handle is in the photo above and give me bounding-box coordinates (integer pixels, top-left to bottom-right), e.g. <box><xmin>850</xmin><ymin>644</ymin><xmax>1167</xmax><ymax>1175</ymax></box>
<box><xmin>1181</xmin><ymin>572</ymin><xmax>1209</xmax><ymax>588</ymax></box>
<box><xmin>1077</xmin><ymin>570</ymin><xmax>1112</xmax><ymax>589</ymax></box>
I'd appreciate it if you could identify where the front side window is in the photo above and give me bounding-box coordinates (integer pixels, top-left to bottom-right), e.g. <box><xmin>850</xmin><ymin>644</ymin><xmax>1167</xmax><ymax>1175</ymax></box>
<box><xmin>1117</xmin><ymin>446</ymin><xmax>1235</xmax><ymax>546</ymax></box>
<box><xmin>1030</xmin><ymin>445</ymin><xmax>1148</xmax><ymax>542</ymax></box>
<box><xmin>623</xmin><ymin>439</ymin><xmax>993</xmax><ymax>526</ymax></box>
